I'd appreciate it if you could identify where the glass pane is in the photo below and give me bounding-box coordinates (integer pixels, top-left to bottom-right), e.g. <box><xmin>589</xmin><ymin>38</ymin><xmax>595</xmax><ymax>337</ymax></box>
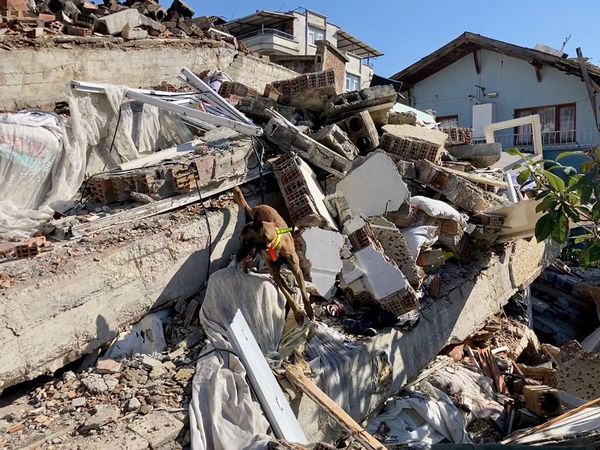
<box><xmin>438</xmin><ymin>116</ymin><xmax>458</xmax><ymax>127</ymax></box>
<box><xmin>537</xmin><ymin>106</ymin><xmax>555</xmax><ymax>144</ymax></box>
<box><xmin>559</xmin><ymin>105</ymin><xmax>576</xmax><ymax>143</ymax></box>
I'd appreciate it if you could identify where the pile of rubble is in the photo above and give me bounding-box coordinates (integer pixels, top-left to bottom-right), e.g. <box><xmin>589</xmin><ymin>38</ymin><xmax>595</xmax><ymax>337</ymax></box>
<box><xmin>1</xmin><ymin>63</ymin><xmax>599</xmax><ymax>449</ymax></box>
<box><xmin>1</xmin><ymin>296</ymin><xmax>205</xmax><ymax>449</ymax></box>
<box><xmin>0</xmin><ymin>0</ymin><xmax>240</xmax><ymax>44</ymax></box>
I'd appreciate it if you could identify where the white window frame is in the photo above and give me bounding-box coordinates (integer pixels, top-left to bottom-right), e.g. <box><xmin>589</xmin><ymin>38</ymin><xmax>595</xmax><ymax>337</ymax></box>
<box><xmin>345</xmin><ymin>73</ymin><xmax>361</xmax><ymax>92</ymax></box>
<box><xmin>307</xmin><ymin>25</ymin><xmax>325</xmax><ymax>46</ymax></box>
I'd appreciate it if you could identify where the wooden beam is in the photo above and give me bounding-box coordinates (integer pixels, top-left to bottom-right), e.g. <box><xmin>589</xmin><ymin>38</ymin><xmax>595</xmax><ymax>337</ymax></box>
<box><xmin>533</xmin><ymin>64</ymin><xmax>542</xmax><ymax>83</ymax></box>
<box><xmin>576</xmin><ymin>47</ymin><xmax>600</xmax><ymax>131</ymax></box>
<box><xmin>285</xmin><ymin>365</ymin><xmax>388</xmax><ymax>450</ymax></box>
<box><xmin>472</xmin><ymin>50</ymin><xmax>481</xmax><ymax>74</ymax></box>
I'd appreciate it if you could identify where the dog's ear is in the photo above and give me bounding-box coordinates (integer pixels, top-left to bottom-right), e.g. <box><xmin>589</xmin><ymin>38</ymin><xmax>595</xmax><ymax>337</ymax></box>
<box><xmin>251</xmin><ymin>211</ymin><xmax>263</xmax><ymax>230</ymax></box>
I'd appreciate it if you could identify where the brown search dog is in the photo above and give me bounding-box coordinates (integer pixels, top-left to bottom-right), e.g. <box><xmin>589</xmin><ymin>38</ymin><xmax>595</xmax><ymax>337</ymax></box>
<box><xmin>233</xmin><ymin>186</ymin><xmax>314</xmax><ymax>324</ymax></box>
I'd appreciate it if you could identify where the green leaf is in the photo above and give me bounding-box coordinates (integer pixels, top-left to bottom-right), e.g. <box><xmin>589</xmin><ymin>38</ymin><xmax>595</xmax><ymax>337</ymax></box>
<box><xmin>573</xmin><ymin>235</ymin><xmax>590</xmax><ymax>244</ymax></box>
<box><xmin>511</xmin><ymin>162</ymin><xmax>523</xmax><ymax>170</ymax></box>
<box><xmin>543</xmin><ymin>170</ymin><xmax>566</xmax><ymax>193</ymax></box>
<box><xmin>579</xmin><ymin>182</ymin><xmax>594</xmax><ymax>203</ymax></box>
<box><xmin>550</xmin><ymin>212</ymin><xmax>569</xmax><ymax>243</ymax></box>
<box><xmin>536</xmin><ymin>195</ymin><xmax>558</xmax><ymax>213</ymax></box>
<box><xmin>505</xmin><ymin>147</ymin><xmax>523</xmax><ymax>157</ymax></box>
<box><xmin>556</xmin><ymin>151</ymin><xmax>579</xmax><ymax>161</ymax></box>
<box><xmin>535</xmin><ymin>190</ymin><xmax>550</xmax><ymax>200</ymax></box>
<box><xmin>535</xmin><ymin>211</ymin><xmax>557</xmax><ymax>242</ymax></box>
<box><xmin>517</xmin><ymin>169</ymin><xmax>531</xmax><ymax>184</ymax></box>
<box><xmin>563</xmin><ymin>204</ymin><xmax>580</xmax><ymax>222</ymax></box>
<box><xmin>580</xmin><ymin>241</ymin><xmax>600</xmax><ymax>269</ymax></box>
<box><xmin>592</xmin><ymin>202</ymin><xmax>600</xmax><ymax>222</ymax></box>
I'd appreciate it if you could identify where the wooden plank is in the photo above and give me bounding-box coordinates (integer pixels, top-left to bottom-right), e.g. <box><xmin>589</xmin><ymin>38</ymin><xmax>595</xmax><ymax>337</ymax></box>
<box><xmin>475</xmin><ymin>347</ymin><xmax>508</xmax><ymax>394</ymax></box>
<box><xmin>472</xmin><ymin>50</ymin><xmax>481</xmax><ymax>74</ymax></box>
<box><xmin>576</xmin><ymin>47</ymin><xmax>600</xmax><ymax>132</ymax></box>
<box><xmin>502</xmin><ymin>395</ymin><xmax>600</xmax><ymax>444</ymax></box>
<box><xmin>227</xmin><ymin>311</ymin><xmax>308</xmax><ymax>444</ymax></box>
<box><xmin>70</xmin><ymin>167</ymin><xmax>268</xmax><ymax>237</ymax></box>
<box><xmin>285</xmin><ymin>365</ymin><xmax>387</xmax><ymax>450</ymax></box>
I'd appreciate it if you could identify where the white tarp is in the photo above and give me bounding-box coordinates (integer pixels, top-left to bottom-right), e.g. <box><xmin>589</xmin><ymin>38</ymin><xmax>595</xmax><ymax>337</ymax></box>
<box><xmin>190</xmin><ymin>264</ymin><xmax>287</xmax><ymax>450</ymax></box>
<box><xmin>0</xmin><ymin>111</ymin><xmax>86</xmax><ymax>238</ymax></box>
<box><xmin>366</xmin><ymin>384</ymin><xmax>472</xmax><ymax>446</ymax></box>
<box><xmin>66</xmin><ymin>84</ymin><xmax>193</xmax><ymax>174</ymax></box>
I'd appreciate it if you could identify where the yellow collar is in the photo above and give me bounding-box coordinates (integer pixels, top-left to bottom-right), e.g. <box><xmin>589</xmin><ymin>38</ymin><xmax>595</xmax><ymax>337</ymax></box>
<box><xmin>267</xmin><ymin>234</ymin><xmax>282</xmax><ymax>261</ymax></box>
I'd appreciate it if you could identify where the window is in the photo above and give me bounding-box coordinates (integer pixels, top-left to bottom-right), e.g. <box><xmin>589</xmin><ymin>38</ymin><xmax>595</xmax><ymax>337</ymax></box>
<box><xmin>515</xmin><ymin>103</ymin><xmax>576</xmax><ymax>146</ymax></box>
<box><xmin>345</xmin><ymin>73</ymin><xmax>361</xmax><ymax>92</ymax></box>
<box><xmin>308</xmin><ymin>25</ymin><xmax>325</xmax><ymax>46</ymax></box>
<box><xmin>437</xmin><ymin>115</ymin><xmax>459</xmax><ymax>128</ymax></box>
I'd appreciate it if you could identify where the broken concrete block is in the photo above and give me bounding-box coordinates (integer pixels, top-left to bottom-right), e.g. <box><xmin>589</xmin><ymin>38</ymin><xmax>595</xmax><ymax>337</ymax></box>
<box><xmin>523</xmin><ymin>384</ymin><xmax>561</xmax><ymax>418</ymax></box>
<box><xmin>415</xmin><ymin>160</ymin><xmax>509</xmax><ymax>214</ymax></box>
<box><xmin>122</xmin><ymin>23</ymin><xmax>148</xmax><ymax>40</ymax></box>
<box><xmin>274</xmin><ymin>70</ymin><xmax>338</xmax><ymax>113</ymax></box>
<box><xmin>265</xmin><ymin>112</ymin><xmax>352</xmax><ymax>178</ymax></box>
<box><xmin>167</xmin><ymin>0</ymin><xmax>194</xmax><ymax>18</ymax></box>
<box><xmin>96</xmin><ymin>8</ymin><xmax>165</xmax><ymax>35</ymax></box>
<box><xmin>127</xmin><ymin>410</ymin><xmax>184</xmax><ymax>448</ymax></box>
<box><xmin>380</xmin><ymin>124</ymin><xmax>448</xmax><ymax>163</ymax></box>
<box><xmin>297</xmin><ymin>227</ymin><xmax>344</xmax><ymax>299</ymax></box>
<box><xmin>416</xmin><ymin>248</ymin><xmax>445</xmax><ymax>267</ymax></box>
<box><xmin>237</xmin><ymin>96</ymin><xmax>295</xmax><ymax>122</ymax></box>
<box><xmin>446</xmin><ymin>143</ymin><xmax>502</xmax><ymax>168</ymax></box>
<box><xmin>323</xmin><ymin>192</ymin><xmax>352</xmax><ymax>228</ymax></box>
<box><xmin>272</xmin><ymin>153</ymin><xmax>337</xmax><ymax>229</ymax></box>
<box><xmin>312</xmin><ymin>124</ymin><xmax>359</xmax><ymax>160</ymax></box>
<box><xmin>440</xmin><ymin>127</ymin><xmax>473</xmax><ymax>146</ymax></box>
<box><xmin>369</xmin><ymin>217</ymin><xmax>422</xmax><ymax>288</ymax></box>
<box><xmin>335</xmin><ymin>150</ymin><xmax>409</xmax><ymax>217</ymax></box>
<box><xmin>388</xmin><ymin>110</ymin><xmax>417</xmax><ymax>126</ymax></box>
<box><xmin>336</xmin><ymin>110</ymin><xmax>379</xmax><ymax>153</ymax></box>
<box><xmin>104</xmin><ymin>311</ymin><xmax>168</xmax><ymax>360</ymax></box>
<box><xmin>324</xmin><ymin>84</ymin><xmax>397</xmax><ymax>124</ymax></box>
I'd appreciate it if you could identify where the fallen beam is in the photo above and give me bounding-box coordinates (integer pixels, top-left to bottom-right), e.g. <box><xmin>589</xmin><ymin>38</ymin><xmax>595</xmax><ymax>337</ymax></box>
<box><xmin>285</xmin><ymin>365</ymin><xmax>387</xmax><ymax>450</ymax></box>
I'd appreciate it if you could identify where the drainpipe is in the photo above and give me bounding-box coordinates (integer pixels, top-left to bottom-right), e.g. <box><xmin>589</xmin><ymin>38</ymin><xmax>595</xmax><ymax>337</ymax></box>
<box><xmin>304</xmin><ymin>9</ymin><xmax>308</xmax><ymax>55</ymax></box>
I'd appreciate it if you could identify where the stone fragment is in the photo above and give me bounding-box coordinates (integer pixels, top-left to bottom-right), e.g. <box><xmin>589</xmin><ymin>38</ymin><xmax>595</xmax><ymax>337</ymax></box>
<box><xmin>95</xmin><ymin>358</ymin><xmax>122</xmax><ymax>374</ymax></box>
<box><xmin>127</xmin><ymin>411</ymin><xmax>184</xmax><ymax>448</ymax></box>
<box><xmin>380</xmin><ymin>124</ymin><xmax>448</xmax><ymax>163</ymax></box>
<box><xmin>141</xmin><ymin>356</ymin><xmax>163</xmax><ymax>371</ymax></box>
<box><xmin>174</xmin><ymin>368</ymin><xmax>194</xmax><ymax>383</ymax></box>
<box><xmin>81</xmin><ymin>374</ymin><xmax>108</xmax><ymax>395</ymax></box>
<box><xmin>71</xmin><ymin>397</ymin><xmax>86</xmax><ymax>408</ymax></box>
<box><xmin>81</xmin><ymin>404</ymin><xmax>119</xmax><ymax>431</ymax></box>
<box><xmin>336</xmin><ymin>110</ymin><xmax>379</xmax><ymax>153</ymax></box>
<box><xmin>128</xmin><ymin>397</ymin><xmax>141</xmax><ymax>411</ymax></box>
<box><xmin>312</xmin><ymin>124</ymin><xmax>359</xmax><ymax>160</ymax></box>
<box><xmin>446</xmin><ymin>142</ymin><xmax>502</xmax><ymax>168</ymax></box>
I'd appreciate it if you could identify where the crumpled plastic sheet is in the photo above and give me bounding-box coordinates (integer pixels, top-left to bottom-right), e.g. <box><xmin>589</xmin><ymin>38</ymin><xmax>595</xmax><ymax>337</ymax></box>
<box><xmin>190</xmin><ymin>264</ymin><xmax>286</xmax><ymax>450</ymax></box>
<box><xmin>0</xmin><ymin>111</ymin><xmax>86</xmax><ymax>238</ymax></box>
<box><xmin>66</xmin><ymin>83</ymin><xmax>193</xmax><ymax>174</ymax></box>
<box><xmin>366</xmin><ymin>383</ymin><xmax>472</xmax><ymax>447</ymax></box>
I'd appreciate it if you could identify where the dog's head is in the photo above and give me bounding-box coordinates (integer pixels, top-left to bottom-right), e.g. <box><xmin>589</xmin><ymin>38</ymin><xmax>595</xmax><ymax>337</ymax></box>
<box><xmin>235</xmin><ymin>212</ymin><xmax>278</xmax><ymax>262</ymax></box>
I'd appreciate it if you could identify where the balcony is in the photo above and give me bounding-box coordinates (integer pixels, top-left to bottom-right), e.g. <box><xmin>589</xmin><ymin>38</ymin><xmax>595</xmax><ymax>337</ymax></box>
<box><xmin>237</xmin><ymin>28</ymin><xmax>300</xmax><ymax>56</ymax></box>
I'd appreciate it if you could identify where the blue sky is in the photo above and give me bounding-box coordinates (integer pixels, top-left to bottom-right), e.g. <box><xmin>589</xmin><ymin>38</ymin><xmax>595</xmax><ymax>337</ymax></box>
<box><xmin>195</xmin><ymin>1</ymin><xmax>600</xmax><ymax>78</ymax></box>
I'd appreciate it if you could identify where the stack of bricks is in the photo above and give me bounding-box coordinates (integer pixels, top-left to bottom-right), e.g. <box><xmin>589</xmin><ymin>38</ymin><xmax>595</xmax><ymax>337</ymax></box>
<box><xmin>380</xmin><ymin>132</ymin><xmax>444</xmax><ymax>163</ymax></box>
<box><xmin>440</xmin><ymin>127</ymin><xmax>473</xmax><ymax>146</ymax></box>
<box><xmin>88</xmin><ymin>171</ymin><xmax>160</xmax><ymax>204</ymax></box>
<box><xmin>64</xmin><ymin>24</ymin><xmax>92</xmax><ymax>37</ymax></box>
<box><xmin>272</xmin><ymin>153</ymin><xmax>320</xmax><ymax>224</ymax></box>
<box><xmin>271</xmin><ymin>69</ymin><xmax>335</xmax><ymax>97</ymax></box>
<box><xmin>218</xmin><ymin>82</ymin><xmax>260</xmax><ymax>99</ymax></box>
<box><xmin>14</xmin><ymin>236</ymin><xmax>52</xmax><ymax>259</ymax></box>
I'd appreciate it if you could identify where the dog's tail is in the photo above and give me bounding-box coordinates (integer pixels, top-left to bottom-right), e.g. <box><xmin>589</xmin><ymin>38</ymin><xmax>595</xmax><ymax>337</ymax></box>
<box><xmin>232</xmin><ymin>185</ymin><xmax>253</xmax><ymax>218</ymax></box>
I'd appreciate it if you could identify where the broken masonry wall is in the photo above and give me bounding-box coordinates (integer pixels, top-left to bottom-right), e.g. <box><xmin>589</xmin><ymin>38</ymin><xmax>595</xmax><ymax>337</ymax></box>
<box><xmin>0</xmin><ymin>40</ymin><xmax>298</xmax><ymax>111</ymax></box>
<box><xmin>296</xmin><ymin>239</ymin><xmax>557</xmax><ymax>442</ymax></box>
<box><xmin>0</xmin><ymin>204</ymin><xmax>243</xmax><ymax>393</ymax></box>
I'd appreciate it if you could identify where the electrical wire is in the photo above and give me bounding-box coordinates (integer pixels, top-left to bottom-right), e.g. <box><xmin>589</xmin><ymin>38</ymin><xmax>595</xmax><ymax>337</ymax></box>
<box><xmin>251</xmin><ymin>136</ymin><xmax>266</xmax><ymax>203</ymax></box>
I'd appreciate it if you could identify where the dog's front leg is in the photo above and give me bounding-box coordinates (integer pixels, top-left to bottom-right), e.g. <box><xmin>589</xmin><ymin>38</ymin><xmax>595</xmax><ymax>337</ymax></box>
<box><xmin>288</xmin><ymin>254</ymin><xmax>314</xmax><ymax>320</ymax></box>
<box><xmin>269</xmin><ymin>263</ymin><xmax>306</xmax><ymax>325</ymax></box>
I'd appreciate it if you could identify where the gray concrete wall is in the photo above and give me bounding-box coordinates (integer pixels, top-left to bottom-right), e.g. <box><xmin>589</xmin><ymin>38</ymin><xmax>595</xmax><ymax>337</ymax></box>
<box><xmin>0</xmin><ymin>205</ymin><xmax>243</xmax><ymax>392</ymax></box>
<box><xmin>0</xmin><ymin>38</ymin><xmax>298</xmax><ymax>110</ymax></box>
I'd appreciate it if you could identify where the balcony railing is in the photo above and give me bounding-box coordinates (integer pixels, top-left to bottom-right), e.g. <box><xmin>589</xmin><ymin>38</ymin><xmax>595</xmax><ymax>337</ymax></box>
<box><xmin>237</xmin><ymin>28</ymin><xmax>297</xmax><ymax>42</ymax></box>
<box><xmin>474</xmin><ymin>129</ymin><xmax>600</xmax><ymax>151</ymax></box>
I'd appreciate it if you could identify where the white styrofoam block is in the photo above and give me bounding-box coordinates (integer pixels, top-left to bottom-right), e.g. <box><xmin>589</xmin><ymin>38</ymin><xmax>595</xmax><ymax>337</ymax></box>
<box><xmin>354</xmin><ymin>245</ymin><xmax>408</xmax><ymax>300</ymax></box>
<box><xmin>301</xmin><ymin>227</ymin><xmax>344</xmax><ymax>299</ymax></box>
<box><xmin>336</xmin><ymin>151</ymin><xmax>409</xmax><ymax>217</ymax></box>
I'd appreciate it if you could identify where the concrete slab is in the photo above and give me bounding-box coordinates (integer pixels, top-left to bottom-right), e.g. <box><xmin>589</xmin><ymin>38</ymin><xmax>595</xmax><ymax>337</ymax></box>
<box><xmin>0</xmin><ymin>204</ymin><xmax>243</xmax><ymax>392</ymax></box>
<box><xmin>127</xmin><ymin>411</ymin><xmax>184</xmax><ymax>448</ymax></box>
<box><xmin>336</xmin><ymin>151</ymin><xmax>409</xmax><ymax>217</ymax></box>
<box><xmin>298</xmin><ymin>227</ymin><xmax>344</xmax><ymax>299</ymax></box>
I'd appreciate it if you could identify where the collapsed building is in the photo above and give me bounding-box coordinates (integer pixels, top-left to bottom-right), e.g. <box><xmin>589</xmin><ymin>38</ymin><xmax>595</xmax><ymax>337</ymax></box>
<box><xmin>1</xmin><ymin>10</ymin><xmax>600</xmax><ymax>450</ymax></box>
